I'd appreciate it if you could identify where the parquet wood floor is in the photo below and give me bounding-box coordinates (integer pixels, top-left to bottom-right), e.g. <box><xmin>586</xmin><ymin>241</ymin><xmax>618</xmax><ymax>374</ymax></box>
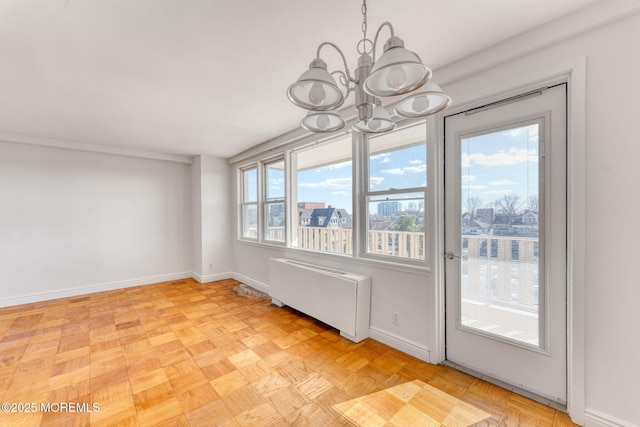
<box><xmin>0</xmin><ymin>278</ymin><xmax>578</xmax><ymax>426</ymax></box>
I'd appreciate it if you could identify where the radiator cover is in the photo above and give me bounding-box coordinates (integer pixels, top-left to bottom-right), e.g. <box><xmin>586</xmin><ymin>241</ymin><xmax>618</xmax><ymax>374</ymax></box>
<box><xmin>269</xmin><ymin>258</ymin><xmax>371</xmax><ymax>342</ymax></box>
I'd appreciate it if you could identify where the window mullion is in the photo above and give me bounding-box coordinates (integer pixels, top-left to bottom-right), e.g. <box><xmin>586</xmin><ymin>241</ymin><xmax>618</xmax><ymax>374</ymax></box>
<box><xmin>286</xmin><ymin>151</ymin><xmax>296</xmax><ymax>248</ymax></box>
<box><xmin>354</xmin><ymin>130</ymin><xmax>368</xmax><ymax>259</ymax></box>
<box><xmin>257</xmin><ymin>162</ymin><xmax>264</xmax><ymax>243</ymax></box>
<box><xmin>367</xmin><ymin>187</ymin><xmax>427</xmax><ymax>197</ymax></box>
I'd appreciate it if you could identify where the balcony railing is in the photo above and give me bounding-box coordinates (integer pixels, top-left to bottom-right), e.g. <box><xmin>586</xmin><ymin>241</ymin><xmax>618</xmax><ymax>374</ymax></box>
<box><xmin>461</xmin><ymin>235</ymin><xmax>539</xmax><ymax>311</ymax></box>
<box><xmin>248</xmin><ymin>226</ymin><xmax>425</xmax><ymax>260</ymax></box>
<box><xmin>296</xmin><ymin>227</ymin><xmax>424</xmax><ymax>260</ymax></box>
<box><xmin>248</xmin><ymin>229</ymin><xmax>536</xmax><ymax>303</ymax></box>
<box><xmin>296</xmin><ymin>227</ymin><xmax>353</xmax><ymax>254</ymax></box>
<box><xmin>460</xmin><ymin>234</ymin><xmax>541</xmax><ymax>346</ymax></box>
<box><xmin>367</xmin><ymin>229</ymin><xmax>424</xmax><ymax>260</ymax></box>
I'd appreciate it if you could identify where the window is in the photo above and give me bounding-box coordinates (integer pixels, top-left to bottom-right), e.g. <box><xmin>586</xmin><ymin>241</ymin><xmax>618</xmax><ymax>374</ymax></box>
<box><xmin>240</xmin><ymin>166</ymin><xmax>258</xmax><ymax>240</ymax></box>
<box><xmin>236</xmin><ymin>121</ymin><xmax>429</xmax><ymax>267</ymax></box>
<box><xmin>365</xmin><ymin>124</ymin><xmax>427</xmax><ymax>261</ymax></box>
<box><xmin>264</xmin><ymin>158</ymin><xmax>285</xmax><ymax>243</ymax></box>
<box><xmin>293</xmin><ymin>135</ymin><xmax>353</xmax><ymax>254</ymax></box>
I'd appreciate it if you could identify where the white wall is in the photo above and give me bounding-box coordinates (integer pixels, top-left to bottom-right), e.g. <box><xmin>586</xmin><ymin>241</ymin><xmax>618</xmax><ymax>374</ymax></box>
<box><xmin>0</xmin><ymin>140</ymin><xmax>192</xmax><ymax>305</ymax></box>
<box><xmin>435</xmin><ymin>5</ymin><xmax>640</xmax><ymax>426</ymax></box>
<box><xmin>229</xmin><ymin>3</ymin><xmax>640</xmax><ymax>426</ymax></box>
<box><xmin>191</xmin><ymin>155</ymin><xmax>232</xmax><ymax>282</ymax></box>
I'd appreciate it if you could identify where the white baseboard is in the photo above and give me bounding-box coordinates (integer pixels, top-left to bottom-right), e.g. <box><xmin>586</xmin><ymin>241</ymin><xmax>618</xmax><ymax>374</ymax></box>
<box><xmin>369</xmin><ymin>327</ymin><xmax>431</xmax><ymax>363</ymax></box>
<box><xmin>231</xmin><ymin>273</ymin><xmax>270</xmax><ymax>295</ymax></box>
<box><xmin>0</xmin><ymin>272</ymin><xmax>192</xmax><ymax>308</ymax></box>
<box><xmin>191</xmin><ymin>272</ymin><xmax>233</xmax><ymax>283</ymax></box>
<box><xmin>585</xmin><ymin>409</ymin><xmax>639</xmax><ymax>427</ymax></box>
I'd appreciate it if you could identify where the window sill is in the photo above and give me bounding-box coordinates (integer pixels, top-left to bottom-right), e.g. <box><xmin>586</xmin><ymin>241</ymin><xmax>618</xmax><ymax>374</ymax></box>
<box><xmin>235</xmin><ymin>239</ymin><xmax>431</xmax><ymax>276</ymax></box>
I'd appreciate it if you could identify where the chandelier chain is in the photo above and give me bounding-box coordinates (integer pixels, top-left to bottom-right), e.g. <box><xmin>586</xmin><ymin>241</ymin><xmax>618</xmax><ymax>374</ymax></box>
<box><xmin>357</xmin><ymin>0</ymin><xmax>373</xmax><ymax>55</ymax></box>
<box><xmin>361</xmin><ymin>0</ymin><xmax>367</xmax><ymax>41</ymax></box>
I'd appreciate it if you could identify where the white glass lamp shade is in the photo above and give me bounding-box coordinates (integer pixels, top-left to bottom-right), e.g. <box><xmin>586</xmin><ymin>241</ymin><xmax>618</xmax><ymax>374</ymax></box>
<box><xmin>394</xmin><ymin>81</ymin><xmax>452</xmax><ymax>118</ymax></box>
<box><xmin>354</xmin><ymin>104</ymin><xmax>396</xmax><ymax>134</ymax></box>
<box><xmin>287</xmin><ymin>58</ymin><xmax>345</xmax><ymax>111</ymax></box>
<box><xmin>301</xmin><ymin>111</ymin><xmax>346</xmax><ymax>133</ymax></box>
<box><xmin>363</xmin><ymin>36</ymin><xmax>431</xmax><ymax>97</ymax></box>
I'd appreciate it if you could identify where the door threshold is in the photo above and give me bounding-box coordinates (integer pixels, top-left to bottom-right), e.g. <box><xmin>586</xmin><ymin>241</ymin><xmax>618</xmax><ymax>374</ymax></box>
<box><xmin>442</xmin><ymin>360</ymin><xmax>567</xmax><ymax>412</ymax></box>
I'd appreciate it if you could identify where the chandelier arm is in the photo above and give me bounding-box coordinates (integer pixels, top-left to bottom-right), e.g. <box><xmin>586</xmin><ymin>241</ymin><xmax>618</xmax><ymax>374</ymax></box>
<box><xmin>330</xmin><ymin>70</ymin><xmax>355</xmax><ymax>95</ymax></box>
<box><xmin>316</xmin><ymin>42</ymin><xmax>356</xmax><ymax>84</ymax></box>
<box><xmin>371</xmin><ymin>22</ymin><xmax>395</xmax><ymax>63</ymax></box>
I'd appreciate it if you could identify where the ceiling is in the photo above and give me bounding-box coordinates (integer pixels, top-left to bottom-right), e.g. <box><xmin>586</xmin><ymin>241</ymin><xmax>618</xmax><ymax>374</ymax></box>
<box><xmin>0</xmin><ymin>0</ymin><xmax>598</xmax><ymax>159</ymax></box>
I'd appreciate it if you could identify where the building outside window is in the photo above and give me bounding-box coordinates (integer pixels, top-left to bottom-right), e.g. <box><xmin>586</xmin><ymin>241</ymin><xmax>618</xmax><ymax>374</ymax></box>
<box><xmin>365</xmin><ymin>124</ymin><xmax>427</xmax><ymax>261</ymax></box>
<box><xmin>293</xmin><ymin>135</ymin><xmax>353</xmax><ymax>255</ymax></box>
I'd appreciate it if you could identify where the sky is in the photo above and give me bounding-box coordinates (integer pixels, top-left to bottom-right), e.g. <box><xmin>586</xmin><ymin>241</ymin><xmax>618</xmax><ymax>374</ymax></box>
<box><xmin>296</xmin><ymin>144</ymin><xmax>427</xmax><ymax>215</ymax></box>
<box><xmin>461</xmin><ymin>123</ymin><xmax>539</xmax><ymax>213</ymax></box>
<box><xmin>263</xmin><ymin>122</ymin><xmax>539</xmax><ymax>217</ymax></box>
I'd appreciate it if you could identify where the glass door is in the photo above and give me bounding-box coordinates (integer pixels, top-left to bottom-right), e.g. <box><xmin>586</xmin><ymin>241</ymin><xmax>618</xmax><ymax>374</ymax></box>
<box><xmin>444</xmin><ymin>84</ymin><xmax>567</xmax><ymax>404</ymax></box>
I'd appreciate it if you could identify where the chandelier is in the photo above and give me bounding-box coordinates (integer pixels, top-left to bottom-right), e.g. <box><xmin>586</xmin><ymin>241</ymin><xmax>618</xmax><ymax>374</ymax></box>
<box><xmin>287</xmin><ymin>0</ymin><xmax>451</xmax><ymax>134</ymax></box>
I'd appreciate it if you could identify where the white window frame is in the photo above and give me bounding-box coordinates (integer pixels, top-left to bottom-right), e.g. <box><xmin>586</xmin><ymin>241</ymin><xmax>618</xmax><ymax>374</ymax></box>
<box><xmin>262</xmin><ymin>156</ymin><xmax>287</xmax><ymax>245</ymax></box>
<box><xmin>291</xmin><ymin>133</ymin><xmax>354</xmax><ymax>256</ymax></box>
<box><xmin>238</xmin><ymin>164</ymin><xmax>258</xmax><ymax>241</ymax></box>
<box><xmin>235</xmin><ymin>120</ymin><xmax>431</xmax><ymax>269</ymax></box>
<box><xmin>359</xmin><ymin>122</ymin><xmax>429</xmax><ymax>267</ymax></box>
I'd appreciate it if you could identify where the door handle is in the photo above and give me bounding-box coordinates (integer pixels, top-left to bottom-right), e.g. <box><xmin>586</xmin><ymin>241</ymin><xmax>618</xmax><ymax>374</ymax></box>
<box><xmin>445</xmin><ymin>251</ymin><xmax>460</xmax><ymax>260</ymax></box>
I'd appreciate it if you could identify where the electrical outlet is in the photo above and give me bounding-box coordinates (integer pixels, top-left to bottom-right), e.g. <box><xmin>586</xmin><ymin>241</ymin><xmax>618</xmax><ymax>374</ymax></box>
<box><xmin>209</xmin><ymin>263</ymin><xmax>214</xmax><ymax>270</ymax></box>
<box><xmin>392</xmin><ymin>312</ymin><xmax>399</xmax><ymax>325</ymax></box>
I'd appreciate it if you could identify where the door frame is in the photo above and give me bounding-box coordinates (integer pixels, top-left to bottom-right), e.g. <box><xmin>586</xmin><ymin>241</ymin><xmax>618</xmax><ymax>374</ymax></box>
<box><xmin>428</xmin><ymin>58</ymin><xmax>586</xmax><ymax>423</ymax></box>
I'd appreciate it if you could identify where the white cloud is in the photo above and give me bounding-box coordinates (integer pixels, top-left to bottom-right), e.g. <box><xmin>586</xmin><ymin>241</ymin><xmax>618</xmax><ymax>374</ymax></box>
<box><xmin>489</xmin><ymin>180</ymin><xmax>517</xmax><ymax>186</ymax></box>
<box><xmin>324</xmin><ymin>161</ymin><xmax>351</xmax><ymax>170</ymax></box>
<box><xmin>503</xmin><ymin>128</ymin><xmax>525</xmax><ymax>138</ymax></box>
<box><xmin>405</xmin><ymin>165</ymin><xmax>427</xmax><ymax>173</ymax></box>
<box><xmin>269</xmin><ymin>177</ymin><xmax>284</xmax><ymax>191</ymax></box>
<box><xmin>502</xmin><ymin>124</ymin><xmax>538</xmax><ymax>142</ymax></box>
<box><xmin>330</xmin><ymin>191</ymin><xmax>349</xmax><ymax>196</ymax></box>
<box><xmin>299</xmin><ymin>177</ymin><xmax>352</xmax><ymax>190</ymax></box>
<box><xmin>370</xmin><ymin>176</ymin><xmax>385</xmax><ymax>187</ymax></box>
<box><xmin>466</xmin><ymin>148</ymin><xmax>538</xmax><ymax>167</ymax></box>
<box><xmin>382</xmin><ymin>168</ymin><xmax>404</xmax><ymax>175</ymax></box>
<box><xmin>409</xmin><ymin>160</ymin><xmax>423</xmax><ymax>165</ymax></box>
<box><xmin>461</xmin><ymin>153</ymin><xmax>470</xmax><ymax>169</ymax></box>
<box><xmin>465</xmin><ymin>185</ymin><xmax>488</xmax><ymax>190</ymax></box>
<box><xmin>461</xmin><ymin>175</ymin><xmax>476</xmax><ymax>183</ymax></box>
<box><xmin>371</xmin><ymin>153</ymin><xmax>391</xmax><ymax>163</ymax></box>
<box><xmin>382</xmin><ymin>164</ymin><xmax>426</xmax><ymax>175</ymax></box>
<box><xmin>485</xmin><ymin>189</ymin><xmax>512</xmax><ymax>196</ymax></box>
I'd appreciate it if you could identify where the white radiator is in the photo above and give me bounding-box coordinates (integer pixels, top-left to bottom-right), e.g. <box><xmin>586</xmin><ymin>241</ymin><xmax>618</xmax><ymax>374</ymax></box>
<box><xmin>269</xmin><ymin>258</ymin><xmax>371</xmax><ymax>343</ymax></box>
